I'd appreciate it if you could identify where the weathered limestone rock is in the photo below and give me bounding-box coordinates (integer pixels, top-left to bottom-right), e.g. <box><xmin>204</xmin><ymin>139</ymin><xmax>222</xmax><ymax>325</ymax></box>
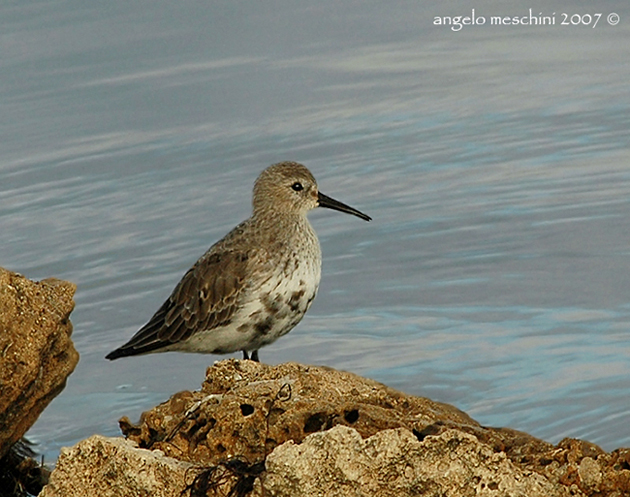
<box><xmin>0</xmin><ymin>267</ymin><xmax>79</xmax><ymax>459</ymax></box>
<box><xmin>264</xmin><ymin>425</ymin><xmax>573</xmax><ymax>497</ymax></box>
<box><xmin>529</xmin><ymin>438</ymin><xmax>630</xmax><ymax>497</ymax></box>
<box><xmin>38</xmin><ymin>427</ymin><xmax>577</xmax><ymax>497</ymax></box>
<box><xmin>39</xmin><ymin>360</ymin><xmax>630</xmax><ymax>497</ymax></box>
<box><xmin>39</xmin><ymin>435</ymin><xmax>193</xmax><ymax>497</ymax></box>
<box><xmin>120</xmin><ymin>359</ymin><xmax>549</xmax><ymax>469</ymax></box>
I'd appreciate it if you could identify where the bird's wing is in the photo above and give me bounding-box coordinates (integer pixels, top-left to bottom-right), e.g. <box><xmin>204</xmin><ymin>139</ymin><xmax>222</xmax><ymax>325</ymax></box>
<box><xmin>118</xmin><ymin>249</ymin><xmax>251</xmax><ymax>353</ymax></box>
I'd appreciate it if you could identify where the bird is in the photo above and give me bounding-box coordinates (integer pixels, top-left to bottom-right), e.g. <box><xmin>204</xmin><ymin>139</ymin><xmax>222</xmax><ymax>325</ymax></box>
<box><xmin>106</xmin><ymin>161</ymin><xmax>371</xmax><ymax>363</ymax></box>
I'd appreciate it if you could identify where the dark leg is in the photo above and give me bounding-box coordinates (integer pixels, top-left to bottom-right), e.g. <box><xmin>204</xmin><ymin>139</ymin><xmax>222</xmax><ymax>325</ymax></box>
<box><xmin>251</xmin><ymin>350</ymin><xmax>259</xmax><ymax>362</ymax></box>
<box><xmin>242</xmin><ymin>350</ymin><xmax>250</xmax><ymax>360</ymax></box>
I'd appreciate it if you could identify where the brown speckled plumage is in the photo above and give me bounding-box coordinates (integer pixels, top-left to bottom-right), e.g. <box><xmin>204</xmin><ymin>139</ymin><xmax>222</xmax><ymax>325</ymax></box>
<box><xmin>106</xmin><ymin>161</ymin><xmax>370</xmax><ymax>363</ymax></box>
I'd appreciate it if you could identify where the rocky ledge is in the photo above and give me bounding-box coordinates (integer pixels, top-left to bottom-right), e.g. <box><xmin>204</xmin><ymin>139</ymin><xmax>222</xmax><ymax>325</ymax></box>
<box><xmin>0</xmin><ymin>267</ymin><xmax>78</xmax><ymax>495</ymax></box>
<box><xmin>41</xmin><ymin>360</ymin><xmax>630</xmax><ymax>497</ymax></box>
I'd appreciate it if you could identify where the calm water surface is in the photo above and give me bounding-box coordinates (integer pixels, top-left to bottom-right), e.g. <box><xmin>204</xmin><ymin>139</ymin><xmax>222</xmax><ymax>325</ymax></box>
<box><xmin>1</xmin><ymin>1</ymin><xmax>630</xmax><ymax>463</ymax></box>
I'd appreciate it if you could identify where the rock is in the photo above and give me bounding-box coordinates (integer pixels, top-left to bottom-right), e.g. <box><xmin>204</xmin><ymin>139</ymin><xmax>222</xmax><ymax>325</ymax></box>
<box><xmin>264</xmin><ymin>425</ymin><xmax>573</xmax><ymax>497</ymax></box>
<box><xmin>527</xmin><ymin>438</ymin><xmax>630</xmax><ymax>496</ymax></box>
<box><xmin>120</xmin><ymin>359</ymin><xmax>549</xmax><ymax>469</ymax></box>
<box><xmin>578</xmin><ymin>457</ymin><xmax>602</xmax><ymax>491</ymax></box>
<box><xmin>39</xmin><ymin>435</ymin><xmax>193</xmax><ymax>497</ymax></box>
<box><xmin>39</xmin><ymin>360</ymin><xmax>630</xmax><ymax>497</ymax></box>
<box><xmin>0</xmin><ymin>267</ymin><xmax>78</xmax><ymax>459</ymax></box>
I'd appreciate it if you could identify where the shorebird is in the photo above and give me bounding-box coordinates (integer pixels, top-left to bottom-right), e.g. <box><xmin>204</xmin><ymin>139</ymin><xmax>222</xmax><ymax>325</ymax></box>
<box><xmin>106</xmin><ymin>161</ymin><xmax>370</xmax><ymax>362</ymax></box>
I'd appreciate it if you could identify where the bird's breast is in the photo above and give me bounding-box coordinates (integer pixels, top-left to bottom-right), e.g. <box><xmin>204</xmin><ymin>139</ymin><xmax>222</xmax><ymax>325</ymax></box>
<box><xmin>231</xmin><ymin>241</ymin><xmax>320</xmax><ymax>346</ymax></box>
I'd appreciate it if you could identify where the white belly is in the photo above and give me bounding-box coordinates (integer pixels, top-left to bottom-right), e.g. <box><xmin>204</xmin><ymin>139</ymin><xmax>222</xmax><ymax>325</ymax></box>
<box><xmin>178</xmin><ymin>249</ymin><xmax>321</xmax><ymax>354</ymax></box>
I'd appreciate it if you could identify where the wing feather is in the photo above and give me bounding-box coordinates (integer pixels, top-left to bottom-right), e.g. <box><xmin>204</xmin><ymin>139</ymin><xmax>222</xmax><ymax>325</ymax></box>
<box><xmin>109</xmin><ymin>249</ymin><xmax>250</xmax><ymax>357</ymax></box>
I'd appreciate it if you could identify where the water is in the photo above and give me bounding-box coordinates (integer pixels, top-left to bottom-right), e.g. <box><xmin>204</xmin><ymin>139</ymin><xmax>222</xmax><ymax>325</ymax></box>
<box><xmin>1</xmin><ymin>1</ymin><xmax>629</xmax><ymax>463</ymax></box>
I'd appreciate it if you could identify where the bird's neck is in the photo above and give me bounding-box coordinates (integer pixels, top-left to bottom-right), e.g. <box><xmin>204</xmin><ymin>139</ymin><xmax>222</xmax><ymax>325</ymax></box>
<box><xmin>251</xmin><ymin>211</ymin><xmax>315</xmax><ymax>247</ymax></box>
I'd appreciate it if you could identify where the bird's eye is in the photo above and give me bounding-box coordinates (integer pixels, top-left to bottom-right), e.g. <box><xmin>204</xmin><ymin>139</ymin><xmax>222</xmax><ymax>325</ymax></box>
<box><xmin>291</xmin><ymin>182</ymin><xmax>303</xmax><ymax>192</ymax></box>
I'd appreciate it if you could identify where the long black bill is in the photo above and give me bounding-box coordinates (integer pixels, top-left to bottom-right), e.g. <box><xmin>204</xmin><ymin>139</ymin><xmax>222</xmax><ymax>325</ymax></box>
<box><xmin>318</xmin><ymin>192</ymin><xmax>371</xmax><ymax>221</ymax></box>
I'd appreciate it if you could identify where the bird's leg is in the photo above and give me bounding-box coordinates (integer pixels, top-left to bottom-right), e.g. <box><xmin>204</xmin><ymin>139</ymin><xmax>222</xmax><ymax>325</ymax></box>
<box><xmin>242</xmin><ymin>350</ymin><xmax>259</xmax><ymax>361</ymax></box>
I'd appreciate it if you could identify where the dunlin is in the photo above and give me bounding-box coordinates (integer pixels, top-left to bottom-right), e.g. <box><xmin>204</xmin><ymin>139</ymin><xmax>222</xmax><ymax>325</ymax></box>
<box><xmin>106</xmin><ymin>161</ymin><xmax>370</xmax><ymax>362</ymax></box>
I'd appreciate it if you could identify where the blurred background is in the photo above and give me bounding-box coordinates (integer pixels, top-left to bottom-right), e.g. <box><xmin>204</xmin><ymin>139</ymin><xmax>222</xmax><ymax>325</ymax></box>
<box><xmin>1</xmin><ymin>1</ymin><xmax>629</xmax><ymax>463</ymax></box>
